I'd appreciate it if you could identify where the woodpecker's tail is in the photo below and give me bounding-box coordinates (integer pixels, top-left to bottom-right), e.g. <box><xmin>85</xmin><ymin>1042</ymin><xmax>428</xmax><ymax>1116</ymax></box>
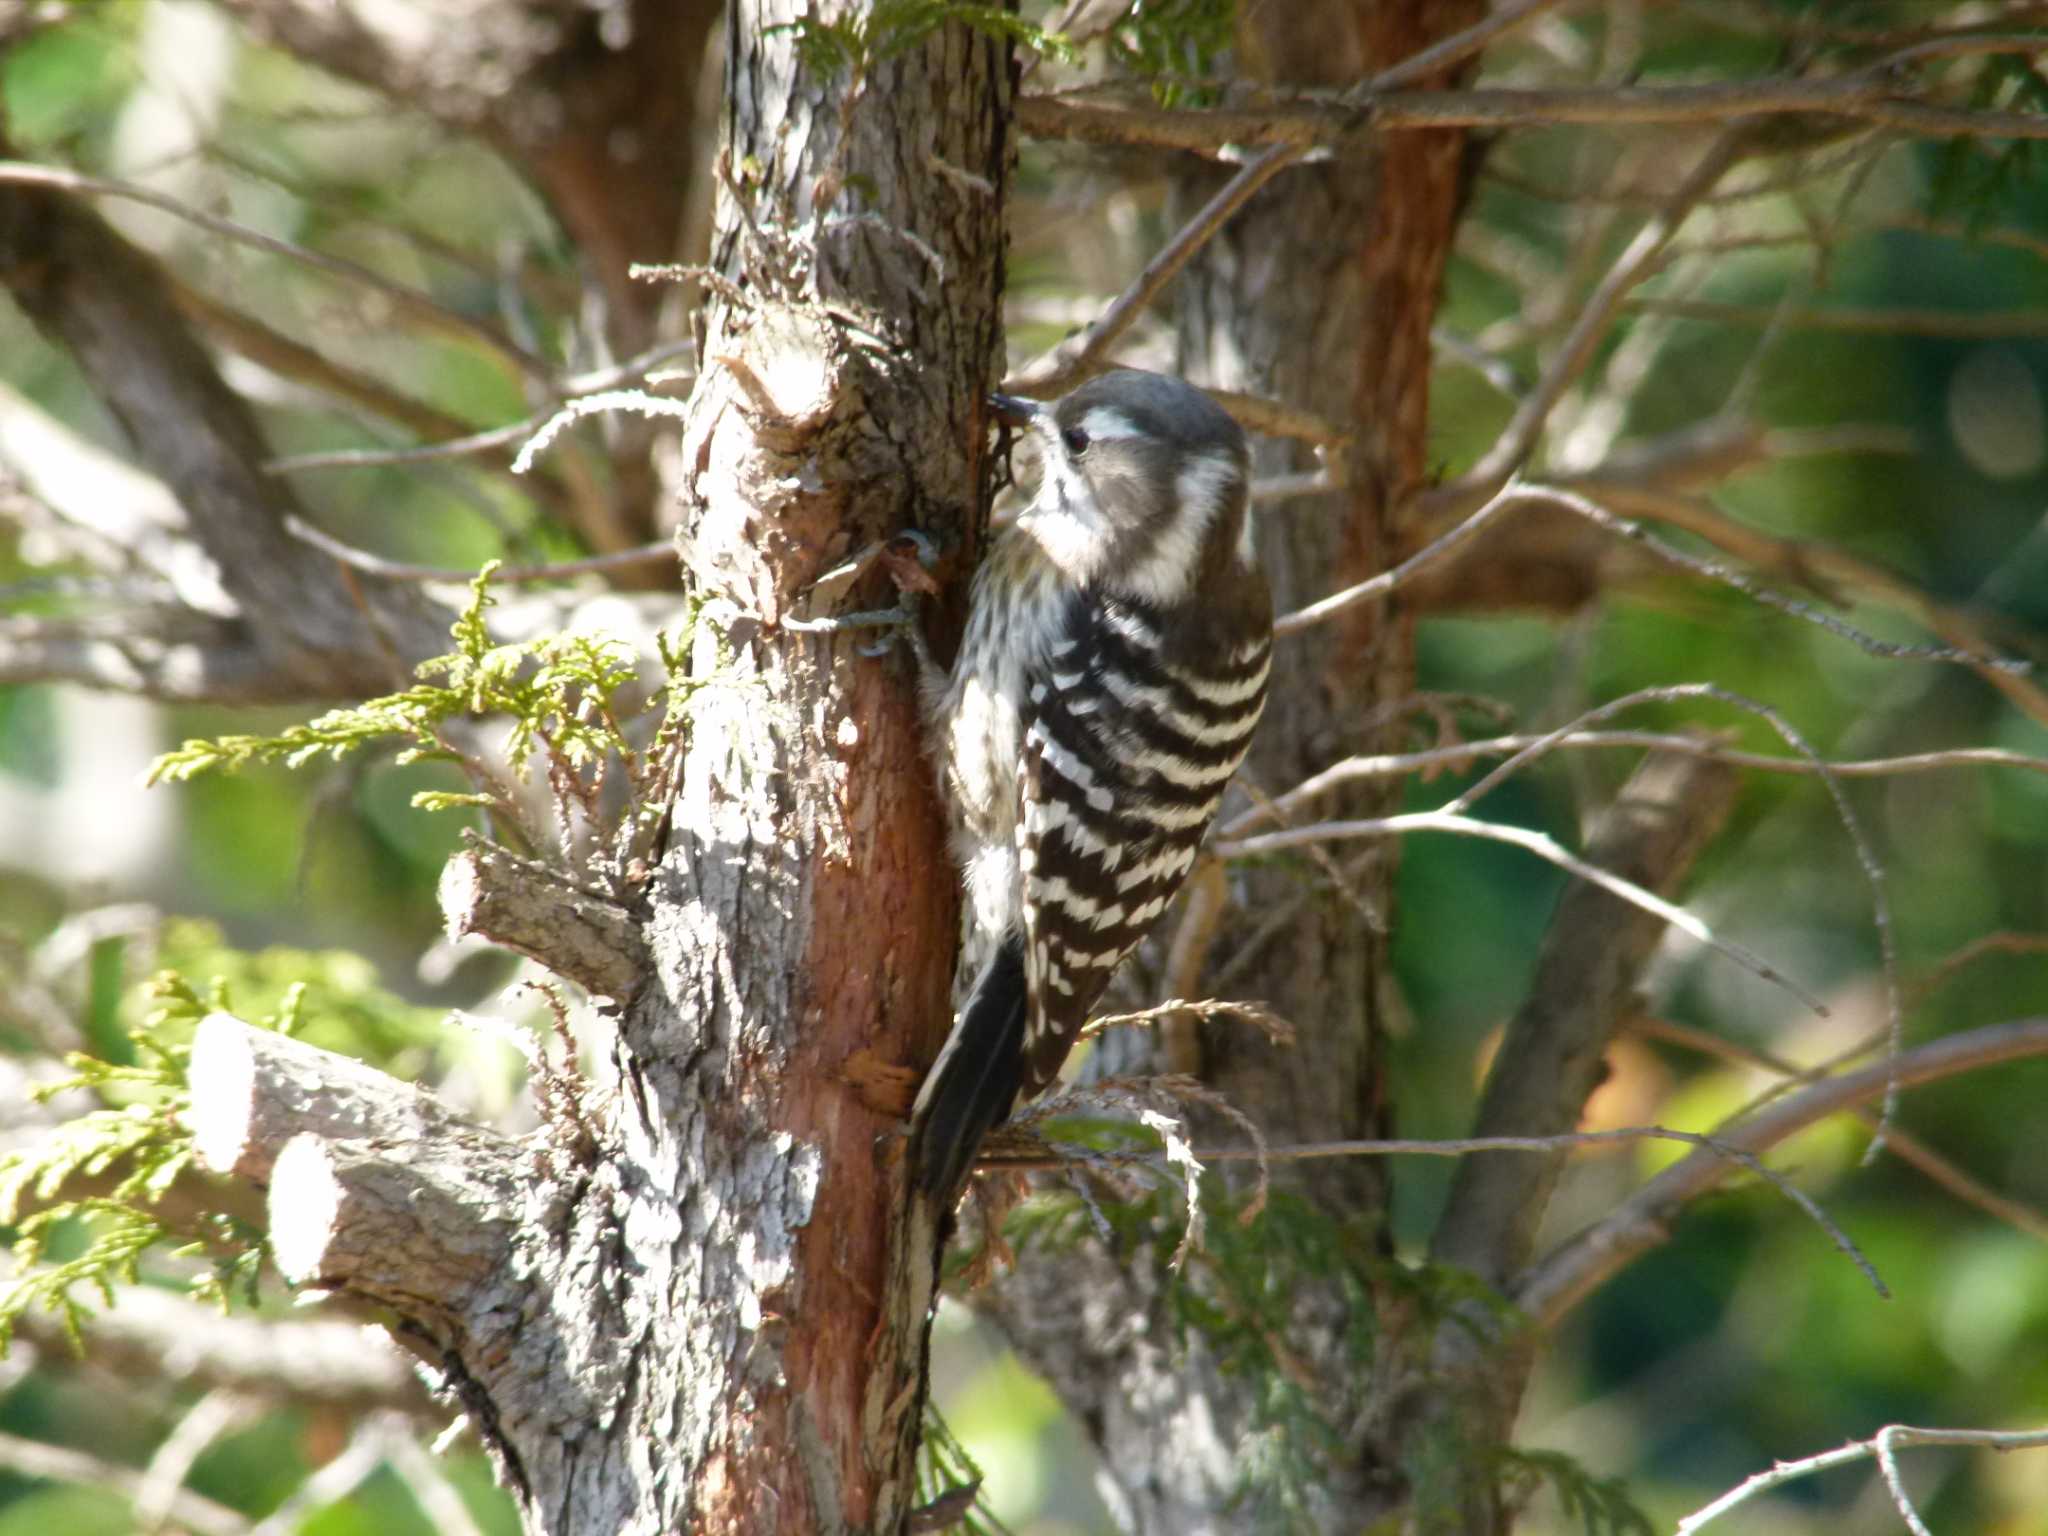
<box><xmin>909</xmin><ymin>938</ymin><xmax>1028</xmax><ymax>1202</ymax></box>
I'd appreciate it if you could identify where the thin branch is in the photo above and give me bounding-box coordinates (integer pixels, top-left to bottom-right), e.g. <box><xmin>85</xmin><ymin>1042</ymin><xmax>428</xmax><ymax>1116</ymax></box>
<box><xmin>1273</xmin><ymin>474</ymin><xmax>1538</xmax><ymax>635</ymax></box>
<box><xmin>510</xmin><ymin>389</ymin><xmax>694</xmax><ymax>475</ymax></box>
<box><xmin>136</xmin><ymin>1390</ymin><xmax>258</xmax><ymax>1536</ymax></box>
<box><xmin>1004</xmin><ymin>142</ymin><xmax>1306</xmax><ymax>397</ymax></box>
<box><xmin>1400</xmin><ymin>477</ymin><xmax>2048</xmax><ymax>728</ymax></box>
<box><xmin>1368</xmin><ymin>0</ymin><xmax>1576</xmax><ymax>91</ymax></box>
<box><xmin>1217</xmin><ymin>806</ymin><xmax>1831</xmax><ymax>1019</ymax></box>
<box><xmin>1207</xmin><ymin>388</ymin><xmax>1348</xmax><ymax>447</ymax></box>
<box><xmin>1219</xmin><ymin>734</ymin><xmax>2048</xmax><ymax>838</ymax></box>
<box><xmin>1081</xmin><ymin>995</ymin><xmax>1296</xmax><ymax>1048</ymax></box>
<box><xmin>1518</xmin><ymin>481</ymin><xmax>2042</xmax><ymax>694</ymax></box>
<box><xmin>1015</xmin><ymin>73</ymin><xmax>2048</xmax><ymax>156</ymax></box>
<box><xmin>991</xmin><ymin>1121</ymin><xmax>1883</xmax><ymax>1300</ymax></box>
<box><xmin>1676</xmin><ymin>1424</ymin><xmax>2048</xmax><ymax>1535</ymax></box>
<box><xmin>1908</xmin><ymin>931</ymin><xmax>2048</xmax><ymax>1010</ymax></box>
<box><xmin>0</xmin><ymin>611</ymin><xmax>299</xmax><ymax>703</ymax></box>
<box><xmin>169</xmin><ymin>278</ymin><xmax>477</xmax><ymax>444</ymax></box>
<box><xmin>1249</xmin><ymin>468</ymin><xmax>1338</xmax><ymax>505</ymax></box>
<box><xmin>0</xmin><ymin>165</ymin><xmax>453</xmax><ymax>688</ymax></box>
<box><xmin>264</xmin><ymin>341</ymin><xmax>696</xmax><ymax>475</ymax></box>
<box><xmin>269</xmin><ymin>418</ymin><xmax>543</xmax><ymax>474</ymax></box>
<box><xmin>0</xmin><ymin>1429</ymin><xmax>247</xmax><ymax>1536</ymax></box>
<box><xmin>245</xmin><ymin>1417</ymin><xmax>394</xmax><ymax>1536</ymax></box>
<box><xmin>1431</xmin><ymin>749</ymin><xmax>1739</xmax><ymax>1296</ymax></box>
<box><xmin>1632</xmin><ymin>1016</ymin><xmax>2048</xmax><ymax>1244</ymax></box>
<box><xmin>6</xmin><ymin>1269</ymin><xmax>434</xmax><ymax>1414</ymax></box>
<box><xmin>1462</xmin><ymin>126</ymin><xmax>1748</xmax><ymax>491</ymax></box>
<box><xmin>1630</xmin><ymin>295</ymin><xmax>2048</xmax><ymax>340</ymax></box>
<box><xmin>384</xmin><ymin>1429</ymin><xmax>490</xmax><ymax>1536</ymax></box>
<box><xmin>284</xmin><ymin>516</ymin><xmax>675</xmax><ymax>585</ymax></box>
<box><xmin>1425</xmin><ymin>681</ymin><xmax>1902</xmax><ymax>1142</ymax></box>
<box><xmin>1520</xmin><ymin>1017</ymin><xmax>2048</xmax><ymax>1326</ymax></box>
<box><xmin>0</xmin><ymin>161</ymin><xmax>549</xmax><ymax>383</ymax></box>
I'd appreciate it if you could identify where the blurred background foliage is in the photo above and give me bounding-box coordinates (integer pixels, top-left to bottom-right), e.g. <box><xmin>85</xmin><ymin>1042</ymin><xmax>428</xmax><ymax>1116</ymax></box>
<box><xmin>3</xmin><ymin>2</ymin><xmax>2048</xmax><ymax>1533</ymax></box>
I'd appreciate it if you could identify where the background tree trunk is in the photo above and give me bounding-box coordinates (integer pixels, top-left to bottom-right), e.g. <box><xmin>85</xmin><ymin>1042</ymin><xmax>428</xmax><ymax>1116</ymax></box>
<box><xmin>980</xmin><ymin>3</ymin><xmax>1483</xmax><ymax>1527</ymax></box>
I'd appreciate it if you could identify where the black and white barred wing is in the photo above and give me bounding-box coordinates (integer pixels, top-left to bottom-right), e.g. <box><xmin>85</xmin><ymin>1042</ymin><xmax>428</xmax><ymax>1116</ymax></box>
<box><xmin>1015</xmin><ymin>602</ymin><xmax>1270</xmax><ymax>1092</ymax></box>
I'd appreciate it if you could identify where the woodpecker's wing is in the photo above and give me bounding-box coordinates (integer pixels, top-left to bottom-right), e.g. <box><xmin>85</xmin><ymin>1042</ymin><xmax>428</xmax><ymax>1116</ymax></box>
<box><xmin>1014</xmin><ymin>597</ymin><xmax>1270</xmax><ymax>1093</ymax></box>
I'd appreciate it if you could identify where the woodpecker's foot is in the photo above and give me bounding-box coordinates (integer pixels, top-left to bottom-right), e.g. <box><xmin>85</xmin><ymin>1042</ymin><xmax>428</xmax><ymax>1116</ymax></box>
<box><xmin>844</xmin><ymin>1046</ymin><xmax>921</xmax><ymax>1119</ymax></box>
<box><xmin>786</xmin><ymin>531</ymin><xmax>941</xmax><ymax>657</ymax></box>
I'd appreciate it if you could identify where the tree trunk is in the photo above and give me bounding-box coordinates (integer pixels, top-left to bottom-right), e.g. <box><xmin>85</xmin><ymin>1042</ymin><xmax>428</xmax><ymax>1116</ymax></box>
<box><xmin>189</xmin><ymin>9</ymin><xmax>1011</xmax><ymax>1533</ymax></box>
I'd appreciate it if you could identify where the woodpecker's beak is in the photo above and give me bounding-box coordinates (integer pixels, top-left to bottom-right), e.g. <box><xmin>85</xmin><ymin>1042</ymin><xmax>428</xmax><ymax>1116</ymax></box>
<box><xmin>988</xmin><ymin>393</ymin><xmax>1042</xmax><ymax>429</ymax></box>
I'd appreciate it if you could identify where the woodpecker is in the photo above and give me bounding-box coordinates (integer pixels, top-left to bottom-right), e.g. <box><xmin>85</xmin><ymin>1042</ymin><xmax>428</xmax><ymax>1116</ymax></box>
<box><xmin>908</xmin><ymin>369</ymin><xmax>1273</xmax><ymax>1202</ymax></box>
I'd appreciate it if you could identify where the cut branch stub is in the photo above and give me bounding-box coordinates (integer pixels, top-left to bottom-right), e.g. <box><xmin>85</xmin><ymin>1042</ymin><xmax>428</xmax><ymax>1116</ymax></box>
<box><xmin>188</xmin><ymin>1011</ymin><xmax>487</xmax><ymax>1185</ymax></box>
<box><xmin>267</xmin><ymin>1132</ymin><xmax>525</xmax><ymax>1328</ymax></box>
<box><xmin>438</xmin><ymin>846</ymin><xmax>648</xmax><ymax>1001</ymax></box>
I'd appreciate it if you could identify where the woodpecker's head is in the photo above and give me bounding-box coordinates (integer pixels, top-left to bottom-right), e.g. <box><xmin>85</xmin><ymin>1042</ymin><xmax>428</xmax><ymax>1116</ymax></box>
<box><xmin>991</xmin><ymin>369</ymin><xmax>1256</xmax><ymax>607</ymax></box>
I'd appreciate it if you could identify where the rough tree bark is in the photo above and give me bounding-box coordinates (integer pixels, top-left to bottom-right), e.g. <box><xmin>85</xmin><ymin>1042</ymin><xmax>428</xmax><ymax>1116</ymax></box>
<box><xmin>181</xmin><ymin>7</ymin><xmax>1012</xmax><ymax>1533</ymax></box>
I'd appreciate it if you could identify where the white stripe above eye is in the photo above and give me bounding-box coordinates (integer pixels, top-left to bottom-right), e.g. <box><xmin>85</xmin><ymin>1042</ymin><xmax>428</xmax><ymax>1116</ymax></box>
<box><xmin>1076</xmin><ymin>407</ymin><xmax>1143</xmax><ymax>442</ymax></box>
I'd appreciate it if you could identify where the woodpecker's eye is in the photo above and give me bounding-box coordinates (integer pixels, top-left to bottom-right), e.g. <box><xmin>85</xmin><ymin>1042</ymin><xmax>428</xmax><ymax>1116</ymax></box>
<box><xmin>1061</xmin><ymin>425</ymin><xmax>1090</xmax><ymax>457</ymax></box>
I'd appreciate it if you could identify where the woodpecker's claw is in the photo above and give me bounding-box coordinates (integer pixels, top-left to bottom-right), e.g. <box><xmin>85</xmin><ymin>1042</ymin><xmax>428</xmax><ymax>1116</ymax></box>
<box><xmin>854</xmin><ymin>607</ymin><xmax>919</xmax><ymax>659</ymax></box>
<box><xmin>803</xmin><ymin>529</ymin><xmax>940</xmax><ymax>606</ymax></box>
<box><xmin>785</xmin><ymin>529</ymin><xmax>941</xmax><ymax>663</ymax></box>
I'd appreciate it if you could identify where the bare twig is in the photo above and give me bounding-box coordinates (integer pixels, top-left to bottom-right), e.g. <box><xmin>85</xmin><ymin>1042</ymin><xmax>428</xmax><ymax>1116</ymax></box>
<box><xmin>4</xmin><ymin>1268</ymin><xmax>433</xmax><ymax>1414</ymax></box>
<box><xmin>1632</xmin><ymin>1016</ymin><xmax>2048</xmax><ymax>1243</ymax></box>
<box><xmin>1016</xmin><ymin>73</ymin><xmax>2048</xmax><ymax>156</ymax></box>
<box><xmin>1207</xmin><ymin>388</ymin><xmax>1348</xmax><ymax>446</ymax></box>
<box><xmin>1368</xmin><ymin>0</ymin><xmax>1575</xmax><ymax>91</ymax></box>
<box><xmin>0</xmin><ymin>161</ymin><xmax>548</xmax><ymax>383</ymax></box>
<box><xmin>1630</xmin><ymin>296</ymin><xmax>2048</xmax><ymax>340</ymax></box>
<box><xmin>385</xmin><ymin>1429</ymin><xmax>490</xmax><ymax>1536</ymax></box>
<box><xmin>1431</xmin><ymin>681</ymin><xmax>1902</xmax><ymax>1144</ymax></box>
<box><xmin>1519</xmin><ymin>481</ymin><xmax>2039</xmax><ymax>685</ymax></box>
<box><xmin>1907</xmin><ymin>931</ymin><xmax>2048</xmax><ymax>1011</ymax></box>
<box><xmin>990</xmin><ymin>1121</ymin><xmax>1883</xmax><ymax>1299</ymax></box>
<box><xmin>511</xmin><ymin>389</ymin><xmax>693</xmax><ymax>475</ymax></box>
<box><xmin>1218</xmin><ymin>806</ymin><xmax>1831</xmax><ymax>1019</ymax></box>
<box><xmin>265</xmin><ymin>341</ymin><xmax>696</xmax><ymax>475</ymax></box>
<box><xmin>284</xmin><ymin>516</ymin><xmax>675</xmax><ymax>585</ymax></box>
<box><xmin>170</xmin><ymin>279</ymin><xmax>477</xmax><ymax>444</ymax></box>
<box><xmin>1081</xmin><ymin>995</ymin><xmax>1296</xmax><ymax>1048</ymax></box>
<box><xmin>1521</xmin><ymin>1017</ymin><xmax>2048</xmax><ymax>1325</ymax></box>
<box><xmin>0</xmin><ymin>611</ymin><xmax>293</xmax><ymax>702</ymax></box>
<box><xmin>1004</xmin><ymin>143</ymin><xmax>1305</xmax><ymax>397</ymax></box>
<box><xmin>0</xmin><ymin>1429</ymin><xmax>247</xmax><ymax>1536</ymax></box>
<box><xmin>1463</xmin><ymin>126</ymin><xmax>1748</xmax><ymax>492</ymax></box>
<box><xmin>135</xmin><ymin>1390</ymin><xmax>258</xmax><ymax>1536</ymax></box>
<box><xmin>244</xmin><ymin>1417</ymin><xmax>394</xmax><ymax>1536</ymax></box>
<box><xmin>1220</xmin><ymin>735</ymin><xmax>2048</xmax><ymax>837</ymax></box>
<box><xmin>1676</xmin><ymin>1424</ymin><xmax>2048</xmax><ymax>1535</ymax></box>
<box><xmin>1394</xmin><ymin>477</ymin><xmax>2048</xmax><ymax>729</ymax></box>
<box><xmin>1273</xmin><ymin>474</ymin><xmax>1538</xmax><ymax>635</ymax></box>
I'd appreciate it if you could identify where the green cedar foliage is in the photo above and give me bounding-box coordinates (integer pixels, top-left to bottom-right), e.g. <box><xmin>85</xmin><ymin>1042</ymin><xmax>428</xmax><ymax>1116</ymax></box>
<box><xmin>4</xmin><ymin>569</ymin><xmax>713</xmax><ymax>1350</ymax></box>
